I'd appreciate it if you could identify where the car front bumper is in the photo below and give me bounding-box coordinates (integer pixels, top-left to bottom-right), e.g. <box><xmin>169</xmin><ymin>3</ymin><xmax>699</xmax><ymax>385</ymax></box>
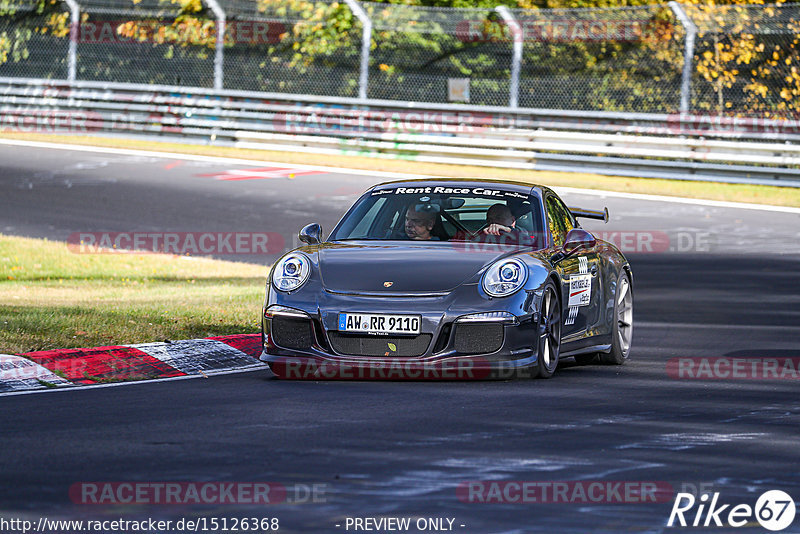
<box><xmin>259</xmin><ymin>296</ymin><xmax>543</xmax><ymax>380</ymax></box>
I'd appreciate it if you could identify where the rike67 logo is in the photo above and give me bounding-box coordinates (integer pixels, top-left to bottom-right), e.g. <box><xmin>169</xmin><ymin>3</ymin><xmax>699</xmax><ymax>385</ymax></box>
<box><xmin>668</xmin><ymin>490</ymin><xmax>796</xmax><ymax>531</ymax></box>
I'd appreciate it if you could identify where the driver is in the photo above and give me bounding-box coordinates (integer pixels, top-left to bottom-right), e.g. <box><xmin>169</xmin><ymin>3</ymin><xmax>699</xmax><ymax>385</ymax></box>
<box><xmin>404</xmin><ymin>204</ymin><xmax>437</xmax><ymax>240</ymax></box>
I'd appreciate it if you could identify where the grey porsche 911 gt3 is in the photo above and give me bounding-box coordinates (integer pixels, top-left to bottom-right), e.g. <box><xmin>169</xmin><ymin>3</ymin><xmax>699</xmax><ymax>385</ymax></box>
<box><xmin>260</xmin><ymin>178</ymin><xmax>633</xmax><ymax>379</ymax></box>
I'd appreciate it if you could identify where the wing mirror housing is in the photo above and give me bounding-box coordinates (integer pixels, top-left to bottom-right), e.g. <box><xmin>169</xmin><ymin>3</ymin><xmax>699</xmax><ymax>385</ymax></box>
<box><xmin>299</xmin><ymin>223</ymin><xmax>322</xmax><ymax>245</ymax></box>
<box><xmin>552</xmin><ymin>229</ymin><xmax>596</xmax><ymax>263</ymax></box>
<box><xmin>563</xmin><ymin>228</ymin><xmax>596</xmax><ymax>255</ymax></box>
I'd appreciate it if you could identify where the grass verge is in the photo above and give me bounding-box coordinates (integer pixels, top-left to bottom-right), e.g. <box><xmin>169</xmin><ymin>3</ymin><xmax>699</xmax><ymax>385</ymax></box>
<box><xmin>2</xmin><ymin>132</ymin><xmax>799</xmax><ymax>208</ymax></box>
<box><xmin>0</xmin><ymin>234</ymin><xmax>266</xmax><ymax>354</ymax></box>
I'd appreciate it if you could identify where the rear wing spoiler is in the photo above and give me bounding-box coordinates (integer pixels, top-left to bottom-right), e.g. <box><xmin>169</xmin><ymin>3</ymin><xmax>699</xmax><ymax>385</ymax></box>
<box><xmin>570</xmin><ymin>206</ymin><xmax>609</xmax><ymax>223</ymax></box>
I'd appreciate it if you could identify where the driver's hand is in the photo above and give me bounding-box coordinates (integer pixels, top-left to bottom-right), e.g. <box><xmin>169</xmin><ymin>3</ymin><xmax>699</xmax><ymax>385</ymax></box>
<box><xmin>483</xmin><ymin>224</ymin><xmax>512</xmax><ymax>236</ymax></box>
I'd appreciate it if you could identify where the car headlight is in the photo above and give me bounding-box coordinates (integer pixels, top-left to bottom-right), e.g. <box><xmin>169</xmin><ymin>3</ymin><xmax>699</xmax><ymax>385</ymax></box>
<box><xmin>482</xmin><ymin>258</ymin><xmax>528</xmax><ymax>297</ymax></box>
<box><xmin>272</xmin><ymin>253</ymin><xmax>311</xmax><ymax>292</ymax></box>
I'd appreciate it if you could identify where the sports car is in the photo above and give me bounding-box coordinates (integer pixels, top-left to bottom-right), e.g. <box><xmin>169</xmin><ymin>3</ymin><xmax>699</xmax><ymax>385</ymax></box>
<box><xmin>260</xmin><ymin>179</ymin><xmax>633</xmax><ymax>379</ymax></box>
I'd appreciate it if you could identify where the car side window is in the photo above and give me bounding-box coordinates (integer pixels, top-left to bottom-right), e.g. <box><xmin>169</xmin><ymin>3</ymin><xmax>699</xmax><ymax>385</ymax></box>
<box><xmin>545</xmin><ymin>195</ymin><xmax>575</xmax><ymax>248</ymax></box>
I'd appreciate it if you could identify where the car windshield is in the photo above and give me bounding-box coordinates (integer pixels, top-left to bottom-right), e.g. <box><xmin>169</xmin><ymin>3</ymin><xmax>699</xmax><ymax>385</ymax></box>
<box><xmin>329</xmin><ymin>185</ymin><xmax>544</xmax><ymax>248</ymax></box>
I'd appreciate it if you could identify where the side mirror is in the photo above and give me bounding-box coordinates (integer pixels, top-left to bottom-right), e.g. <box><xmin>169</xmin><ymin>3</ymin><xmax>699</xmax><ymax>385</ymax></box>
<box><xmin>563</xmin><ymin>228</ymin><xmax>596</xmax><ymax>256</ymax></box>
<box><xmin>299</xmin><ymin>223</ymin><xmax>322</xmax><ymax>245</ymax></box>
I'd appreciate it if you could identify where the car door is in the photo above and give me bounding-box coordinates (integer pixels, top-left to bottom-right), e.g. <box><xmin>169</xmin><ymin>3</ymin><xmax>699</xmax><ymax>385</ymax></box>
<box><xmin>545</xmin><ymin>194</ymin><xmax>602</xmax><ymax>338</ymax></box>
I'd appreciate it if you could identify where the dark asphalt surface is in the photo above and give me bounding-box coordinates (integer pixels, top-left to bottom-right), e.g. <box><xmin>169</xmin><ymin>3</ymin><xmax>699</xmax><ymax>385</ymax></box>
<box><xmin>1</xmin><ymin>141</ymin><xmax>800</xmax><ymax>533</ymax></box>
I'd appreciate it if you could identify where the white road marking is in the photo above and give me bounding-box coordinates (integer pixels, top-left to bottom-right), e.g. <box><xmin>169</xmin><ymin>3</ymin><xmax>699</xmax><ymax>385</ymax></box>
<box><xmin>1</xmin><ymin>137</ymin><xmax>799</xmax><ymax>213</ymax></box>
<box><xmin>132</xmin><ymin>339</ymin><xmax>262</xmax><ymax>374</ymax></box>
<box><xmin>636</xmin><ymin>321</ymin><xmax>800</xmax><ymax>331</ymax></box>
<box><xmin>0</xmin><ymin>354</ymin><xmax>73</xmax><ymax>391</ymax></box>
<box><xmin>554</xmin><ymin>186</ymin><xmax>800</xmax><ymax>214</ymax></box>
<box><xmin>0</xmin><ymin>366</ymin><xmax>268</xmax><ymax>398</ymax></box>
<box><xmin>0</xmin><ymin>138</ymin><xmax>429</xmax><ymax>180</ymax></box>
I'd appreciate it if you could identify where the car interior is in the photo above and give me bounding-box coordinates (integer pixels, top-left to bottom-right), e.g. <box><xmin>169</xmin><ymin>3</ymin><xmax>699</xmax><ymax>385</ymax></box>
<box><xmin>333</xmin><ymin>192</ymin><xmax>541</xmax><ymax>245</ymax></box>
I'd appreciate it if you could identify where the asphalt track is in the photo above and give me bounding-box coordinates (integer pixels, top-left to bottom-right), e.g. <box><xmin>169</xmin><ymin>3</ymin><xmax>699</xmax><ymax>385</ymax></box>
<box><xmin>1</xmin><ymin>141</ymin><xmax>800</xmax><ymax>533</ymax></box>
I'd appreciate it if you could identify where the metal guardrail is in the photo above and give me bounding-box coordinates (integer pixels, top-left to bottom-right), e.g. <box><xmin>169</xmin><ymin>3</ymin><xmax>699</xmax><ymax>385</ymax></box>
<box><xmin>1</xmin><ymin>77</ymin><xmax>799</xmax><ymax>187</ymax></box>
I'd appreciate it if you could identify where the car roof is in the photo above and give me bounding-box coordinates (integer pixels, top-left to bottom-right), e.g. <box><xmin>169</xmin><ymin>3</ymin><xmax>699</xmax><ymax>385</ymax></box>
<box><xmin>371</xmin><ymin>177</ymin><xmax>548</xmax><ymax>196</ymax></box>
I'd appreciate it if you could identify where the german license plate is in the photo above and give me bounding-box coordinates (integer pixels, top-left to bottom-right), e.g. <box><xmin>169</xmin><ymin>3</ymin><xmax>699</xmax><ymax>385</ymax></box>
<box><xmin>338</xmin><ymin>313</ymin><xmax>421</xmax><ymax>334</ymax></box>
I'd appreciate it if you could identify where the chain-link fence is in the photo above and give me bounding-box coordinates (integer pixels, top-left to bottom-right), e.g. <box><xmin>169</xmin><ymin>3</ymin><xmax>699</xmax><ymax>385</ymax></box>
<box><xmin>363</xmin><ymin>3</ymin><xmax>512</xmax><ymax>106</ymax></box>
<box><xmin>2</xmin><ymin>0</ymin><xmax>799</xmax><ymax>115</ymax></box>
<box><xmin>220</xmin><ymin>0</ymin><xmax>363</xmax><ymax>96</ymax></box>
<box><xmin>512</xmin><ymin>4</ymin><xmax>685</xmax><ymax>111</ymax></box>
<box><xmin>75</xmin><ymin>0</ymin><xmax>217</xmax><ymax>87</ymax></box>
<box><xmin>0</xmin><ymin>0</ymin><xmax>72</xmax><ymax>80</ymax></box>
<box><xmin>685</xmin><ymin>2</ymin><xmax>800</xmax><ymax>115</ymax></box>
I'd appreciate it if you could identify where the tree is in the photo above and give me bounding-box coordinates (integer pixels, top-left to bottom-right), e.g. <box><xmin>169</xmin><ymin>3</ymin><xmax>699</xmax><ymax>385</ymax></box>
<box><xmin>686</xmin><ymin>0</ymin><xmax>800</xmax><ymax>116</ymax></box>
<box><xmin>0</xmin><ymin>0</ymin><xmax>70</xmax><ymax>77</ymax></box>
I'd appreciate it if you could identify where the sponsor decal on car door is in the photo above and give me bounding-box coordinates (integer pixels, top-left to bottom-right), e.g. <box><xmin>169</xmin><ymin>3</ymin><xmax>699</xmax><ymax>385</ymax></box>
<box><xmin>562</xmin><ymin>253</ymin><xmax>602</xmax><ymax>335</ymax></box>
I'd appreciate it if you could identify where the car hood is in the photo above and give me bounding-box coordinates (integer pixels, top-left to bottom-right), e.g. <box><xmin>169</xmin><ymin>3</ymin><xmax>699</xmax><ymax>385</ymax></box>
<box><xmin>316</xmin><ymin>241</ymin><xmax>520</xmax><ymax>294</ymax></box>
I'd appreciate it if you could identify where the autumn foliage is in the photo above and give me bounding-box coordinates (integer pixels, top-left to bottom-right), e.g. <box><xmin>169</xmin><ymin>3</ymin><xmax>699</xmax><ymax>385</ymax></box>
<box><xmin>1</xmin><ymin>0</ymin><xmax>797</xmax><ymax>116</ymax></box>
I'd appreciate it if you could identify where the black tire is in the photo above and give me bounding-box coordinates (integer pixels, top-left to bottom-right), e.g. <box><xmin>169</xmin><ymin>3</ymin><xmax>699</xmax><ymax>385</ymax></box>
<box><xmin>535</xmin><ymin>281</ymin><xmax>561</xmax><ymax>378</ymax></box>
<box><xmin>598</xmin><ymin>271</ymin><xmax>633</xmax><ymax>365</ymax></box>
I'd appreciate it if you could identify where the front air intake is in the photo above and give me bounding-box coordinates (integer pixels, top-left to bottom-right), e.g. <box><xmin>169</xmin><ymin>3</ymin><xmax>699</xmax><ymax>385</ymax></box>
<box><xmin>271</xmin><ymin>316</ymin><xmax>314</xmax><ymax>350</ymax></box>
<box><xmin>453</xmin><ymin>323</ymin><xmax>504</xmax><ymax>355</ymax></box>
<box><xmin>328</xmin><ymin>333</ymin><xmax>432</xmax><ymax>357</ymax></box>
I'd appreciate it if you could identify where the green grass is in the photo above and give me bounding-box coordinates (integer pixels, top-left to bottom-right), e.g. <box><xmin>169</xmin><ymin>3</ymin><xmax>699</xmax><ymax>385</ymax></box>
<box><xmin>0</xmin><ymin>234</ymin><xmax>267</xmax><ymax>354</ymax></box>
<box><xmin>2</xmin><ymin>132</ymin><xmax>800</xmax><ymax>207</ymax></box>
